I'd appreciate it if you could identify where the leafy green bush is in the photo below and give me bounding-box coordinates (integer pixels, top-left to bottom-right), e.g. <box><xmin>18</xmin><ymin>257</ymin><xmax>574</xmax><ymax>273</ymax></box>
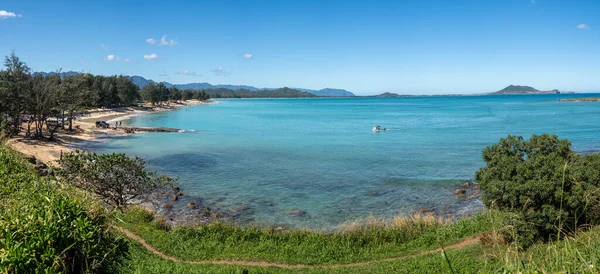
<box><xmin>476</xmin><ymin>134</ymin><xmax>600</xmax><ymax>246</ymax></box>
<box><xmin>0</xmin><ymin>146</ymin><xmax>129</xmax><ymax>273</ymax></box>
<box><xmin>59</xmin><ymin>150</ymin><xmax>174</xmax><ymax>209</ymax></box>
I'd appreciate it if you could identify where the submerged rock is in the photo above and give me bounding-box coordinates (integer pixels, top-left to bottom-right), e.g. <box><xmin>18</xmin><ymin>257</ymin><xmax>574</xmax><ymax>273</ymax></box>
<box><xmin>187</xmin><ymin>202</ymin><xmax>197</xmax><ymax>209</ymax></box>
<box><xmin>453</xmin><ymin>189</ymin><xmax>467</xmax><ymax>196</ymax></box>
<box><xmin>288</xmin><ymin>209</ymin><xmax>306</xmax><ymax>216</ymax></box>
<box><xmin>367</xmin><ymin>190</ymin><xmax>379</xmax><ymax>196</ymax></box>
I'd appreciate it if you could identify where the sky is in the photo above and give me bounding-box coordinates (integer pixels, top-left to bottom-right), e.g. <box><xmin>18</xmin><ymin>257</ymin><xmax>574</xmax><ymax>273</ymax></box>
<box><xmin>0</xmin><ymin>0</ymin><xmax>598</xmax><ymax>95</ymax></box>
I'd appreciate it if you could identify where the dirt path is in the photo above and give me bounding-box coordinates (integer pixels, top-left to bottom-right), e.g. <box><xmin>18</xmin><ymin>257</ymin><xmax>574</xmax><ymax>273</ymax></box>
<box><xmin>114</xmin><ymin>226</ymin><xmax>481</xmax><ymax>269</ymax></box>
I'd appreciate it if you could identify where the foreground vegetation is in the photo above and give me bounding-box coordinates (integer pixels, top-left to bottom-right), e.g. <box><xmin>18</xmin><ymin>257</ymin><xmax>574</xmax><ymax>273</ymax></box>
<box><xmin>2</xmin><ymin>126</ymin><xmax>600</xmax><ymax>272</ymax></box>
<box><xmin>0</xmin><ymin>146</ymin><xmax>128</xmax><ymax>272</ymax></box>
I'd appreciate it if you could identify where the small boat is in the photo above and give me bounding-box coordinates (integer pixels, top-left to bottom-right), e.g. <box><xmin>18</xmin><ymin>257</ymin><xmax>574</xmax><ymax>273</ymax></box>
<box><xmin>372</xmin><ymin>126</ymin><xmax>386</xmax><ymax>132</ymax></box>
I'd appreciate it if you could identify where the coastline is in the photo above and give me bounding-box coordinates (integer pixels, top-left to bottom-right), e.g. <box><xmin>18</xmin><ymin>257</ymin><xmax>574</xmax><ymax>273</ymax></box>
<box><xmin>6</xmin><ymin>97</ymin><xmax>485</xmax><ymax>229</ymax></box>
<box><xmin>6</xmin><ymin>100</ymin><xmax>210</xmax><ymax>167</ymax></box>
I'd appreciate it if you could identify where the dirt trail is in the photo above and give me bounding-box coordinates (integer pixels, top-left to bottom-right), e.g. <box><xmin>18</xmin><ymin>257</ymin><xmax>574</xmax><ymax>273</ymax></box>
<box><xmin>114</xmin><ymin>226</ymin><xmax>481</xmax><ymax>269</ymax></box>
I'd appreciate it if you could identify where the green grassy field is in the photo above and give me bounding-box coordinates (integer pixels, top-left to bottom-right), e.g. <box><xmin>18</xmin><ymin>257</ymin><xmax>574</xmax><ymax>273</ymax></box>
<box><xmin>117</xmin><ymin>207</ymin><xmax>500</xmax><ymax>265</ymax></box>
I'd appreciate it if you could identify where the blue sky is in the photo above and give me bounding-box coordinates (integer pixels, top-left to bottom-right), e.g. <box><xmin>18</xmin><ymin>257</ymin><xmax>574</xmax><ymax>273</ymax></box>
<box><xmin>0</xmin><ymin>0</ymin><xmax>598</xmax><ymax>95</ymax></box>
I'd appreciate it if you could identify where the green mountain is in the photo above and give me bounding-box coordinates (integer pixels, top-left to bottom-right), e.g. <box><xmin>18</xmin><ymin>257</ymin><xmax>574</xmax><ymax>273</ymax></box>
<box><xmin>123</xmin><ymin>75</ymin><xmax>354</xmax><ymax>97</ymax></box>
<box><xmin>206</xmin><ymin>87</ymin><xmax>316</xmax><ymax>98</ymax></box>
<box><xmin>490</xmin><ymin>85</ymin><xmax>561</xmax><ymax>95</ymax></box>
<box><xmin>373</xmin><ymin>92</ymin><xmax>405</xmax><ymax>98</ymax></box>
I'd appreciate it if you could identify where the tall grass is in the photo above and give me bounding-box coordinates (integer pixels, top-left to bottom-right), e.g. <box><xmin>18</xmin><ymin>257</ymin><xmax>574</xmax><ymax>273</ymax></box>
<box><xmin>118</xmin><ymin>207</ymin><xmax>499</xmax><ymax>265</ymax></box>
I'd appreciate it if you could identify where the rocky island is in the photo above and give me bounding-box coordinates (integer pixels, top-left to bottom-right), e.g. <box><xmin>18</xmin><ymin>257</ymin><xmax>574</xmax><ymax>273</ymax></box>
<box><xmin>489</xmin><ymin>85</ymin><xmax>575</xmax><ymax>95</ymax></box>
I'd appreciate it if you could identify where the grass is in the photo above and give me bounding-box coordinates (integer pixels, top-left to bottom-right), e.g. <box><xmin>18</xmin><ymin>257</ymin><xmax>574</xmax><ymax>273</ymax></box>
<box><xmin>120</xmin><ymin>239</ymin><xmax>495</xmax><ymax>273</ymax></box>
<box><xmin>483</xmin><ymin>226</ymin><xmax>600</xmax><ymax>273</ymax></box>
<box><xmin>116</xmin><ymin>207</ymin><xmax>502</xmax><ymax>265</ymax></box>
<box><xmin>119</xmin><ymin>218</ymin><xmax>600</xmax><ymax>273</ymax></box>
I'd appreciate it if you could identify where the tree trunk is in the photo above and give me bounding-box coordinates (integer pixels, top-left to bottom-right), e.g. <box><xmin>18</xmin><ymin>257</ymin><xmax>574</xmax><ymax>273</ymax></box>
<box><xmin>68</xmin><ymin>110</ymin><xmax>74</xmax><ymax>131</ymax></box>
<box><xmin>26</xmin><ymin>119</ymin><xmax>33</xmax><ymax>137</ymax></box>
<box><xmin>47</xmin><ymin>120</ymin><xmax>60</xmax><ymax>140</ymax></box>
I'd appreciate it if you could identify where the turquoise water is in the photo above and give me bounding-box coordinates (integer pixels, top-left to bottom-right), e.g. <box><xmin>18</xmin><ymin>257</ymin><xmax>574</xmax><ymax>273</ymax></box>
<box><xmin>90</xmin><ymin>94</ymin><xmax>600</xmax><ymax>229</ymax></box>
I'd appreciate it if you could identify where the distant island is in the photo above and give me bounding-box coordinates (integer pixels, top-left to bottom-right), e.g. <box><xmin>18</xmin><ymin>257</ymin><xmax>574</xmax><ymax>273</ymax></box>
<box><xmin>489</xmin><ymin>85</ymin><xmax>576</xmax><ymax>95</ymax></box>
<box><xmin>371</xmin><ymin>92</ymin><xmax>412</xmax><ymax>98</ymax></box>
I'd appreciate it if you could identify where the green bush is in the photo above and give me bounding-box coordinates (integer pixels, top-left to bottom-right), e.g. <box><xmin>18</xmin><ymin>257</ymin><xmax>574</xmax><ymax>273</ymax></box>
<box><xmin>59</xmin><ymin>150</ymin><xmax>174</xmax><ymax>209</ymax></box>
<box><xmin>476</xmin><ymin>134</ymin><xmax>600</xmax><ymax>246</ymax></box>
<box><xmin>0</xmin><ymin>146</ymin><xmax>129</xmax><ymax>273</ymax></box>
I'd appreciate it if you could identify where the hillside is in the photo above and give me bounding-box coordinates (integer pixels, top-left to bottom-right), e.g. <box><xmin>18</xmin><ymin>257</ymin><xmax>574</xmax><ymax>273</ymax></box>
<box><xmin>123</xmin><ymin>75</ymin><xmax>354</xmax><ymax>97</ymax></box>
<box><xmin>490</xmin><ymin>85</ymin><xmax>561</xmax><ymax>95</ymax></box>
<box><xmin>206</xmin><ymin>87</ymin><xmax>316</xmax><ymax>98</ymax></box>
<box><xmin>34</xmin><ymin>72</ymin><xmax>355</xmax><ymax>97</ymax></box>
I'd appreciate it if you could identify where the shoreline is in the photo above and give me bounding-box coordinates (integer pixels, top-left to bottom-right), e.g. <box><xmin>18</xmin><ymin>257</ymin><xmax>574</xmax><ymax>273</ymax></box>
<box><xmin>6</xmin><ymin>98</ymin><xmax>483</xmax><ymax>229</ymax></box>
<box><xmin>6</xmin><ymin>100</ymin><xmax>210</xmax><ymax>167</ymax></box>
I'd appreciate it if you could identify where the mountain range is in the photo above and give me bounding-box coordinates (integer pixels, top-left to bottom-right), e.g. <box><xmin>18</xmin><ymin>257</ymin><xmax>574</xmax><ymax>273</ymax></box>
<box><xmin>35</xmin><ymin>71</ymin><xmax>355</xmax><ymax>97</ymax></box>
<box><xmin>125</xmin><ymin>75</ymin><xmax>355</xmax><ymax>97</ymax></box>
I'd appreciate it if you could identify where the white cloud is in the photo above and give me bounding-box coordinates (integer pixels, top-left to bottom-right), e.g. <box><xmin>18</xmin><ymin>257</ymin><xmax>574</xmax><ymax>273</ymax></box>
<box><xmin>577</xmin><ymin>24</ymin><xmax>591</xmax><ymax>30</ymax></box>
<box><xmin>0</xmin><ymin>10</ymin><xmax>21</xmax><ymax>19</ymax></box>
<box><xmin>104</xmin><ymin>54</ymin><xmax>116</xmax><ymax>61</ymax></box>
<box><xmin>158</xmin><ymin>72</ymin><xmax>168</xmax><ymax>76</ymax></box>
<box><xmin>101</xmin><ymin>44</ymin><xmax>109</xmax><ymax>50</ymax></box>
<box><xmin>143</xmin><ymin>53</ymin><xmax>158</xmax><ymax>60</ymax></box>
<box><xmin>124</xmin><ymin>58</ymin><xmax>131</xmax><ymax>62</ymax></box>
<box><xmin>80</xmin><ymin>61</ymin><xmax>85</xmax><ymax>65</ymax></box>
<box><xmin>146</xmin><ymin>38</ymin><xmax>156</xmax><ymax>44</ymax></box>
<box><xmin>159</xmin><ymin>35</ymin><xmax>178</xmax><ymax>46</ymax></box>
<box><xmin>211</xmin><ymin>66</ymin><xmax>231</xmax><ymax>76</ymax></box>
<box><xmin>243</xmin><ymin>53</ymin><xmax>253</xmax><ymax>59</ymax></box>
<box><xmin>176</xmin><ymin>70</ymin><xmax>202</xmax><ymax>77</ymax></box>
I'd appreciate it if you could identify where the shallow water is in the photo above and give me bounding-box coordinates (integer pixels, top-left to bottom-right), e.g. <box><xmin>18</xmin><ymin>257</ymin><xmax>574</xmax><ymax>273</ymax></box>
<box><xmin>89</xmin><ymin>94</ymin><xmax>600</xmax><ymax>229</ymax></box>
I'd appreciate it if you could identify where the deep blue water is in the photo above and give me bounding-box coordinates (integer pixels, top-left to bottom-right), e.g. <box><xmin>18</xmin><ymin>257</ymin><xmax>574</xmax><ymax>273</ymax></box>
<box><xmin>89</xmin><ymin>94</ymin><xmax>600</xmax><ymax>229</ymax></box>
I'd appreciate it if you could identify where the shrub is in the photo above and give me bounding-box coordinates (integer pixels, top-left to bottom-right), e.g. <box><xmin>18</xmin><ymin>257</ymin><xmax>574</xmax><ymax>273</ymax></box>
<box><xmin>476</xmin><ymin>134</ymin><xmax>600</xmax><ymax>246</ymax></box>
<box><xmin>59</xmin><ymin>150</ymin><xmax>175</xmax><ymax>209</ymax></box>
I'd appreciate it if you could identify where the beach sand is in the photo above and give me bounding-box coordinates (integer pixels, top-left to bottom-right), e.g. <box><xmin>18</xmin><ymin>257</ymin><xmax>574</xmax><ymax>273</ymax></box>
<box><xmin>6</xmin><ymin>100</ymin><xmax>209</xmax><ymax>166</ymax></box>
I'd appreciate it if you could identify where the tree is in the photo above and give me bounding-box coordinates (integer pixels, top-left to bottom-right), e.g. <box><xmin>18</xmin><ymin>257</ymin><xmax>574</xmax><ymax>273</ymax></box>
<box><xmin>26</xmin><ymin>73</ymin><xmax>60</xmax><ymax>138</ymax></box>
<box><xmin>0</xmin><ymin>52</ymin><xmax>32</xmax><ymax>135</ymax></box>
<box><xmin>182</xmin><ymin>89</ymin><xmax>194</xmax><ymax>100</ymax></box>
<box><xmin>140</xmin><ymin>82</ymin><xmax>159</xmax><ymax>105</ymax></box>
<box><xmin>192</xmin><ymin>89</ymin><xmax>210</xmax><ymax>101</ymax></box>
<box><xmin>117</xmin><ymin>75</ymin><xmax>139</xmax><ymax>106</ymax></box>
<box><xmin>475</xmin><ymin>134</ymin><xmax>600</xmax><ymax>246</ymax></box>
<box><xmin>156</xmin><ymin>83</ymin><xmax>169</xmax><ymax>105</ymax></box>
<box><xmin>59</xmin><ymin>75</ymin><xmax>92</xmax><ymax>131</ymax></box>
<box><xmin>169</xmin><ymin>86</ymin><xmax>182</xmax><ymax>102</ymax></box>
<box><xmin>59</xmin><ymin>150</ymin><xmax>175</xmax><ymax>209</ymax></box>
<box><xmin>99</xmin><ymin>76</ymin><xmax>118</xmax><ymax>107</ymax></box>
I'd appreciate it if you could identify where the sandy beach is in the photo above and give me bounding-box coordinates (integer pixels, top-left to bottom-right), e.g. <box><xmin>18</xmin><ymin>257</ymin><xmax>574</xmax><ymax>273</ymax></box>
<box><xmin>7</xmin><ymin>100</ymin><xmax>209</xmax><ymax>166</ymax></box>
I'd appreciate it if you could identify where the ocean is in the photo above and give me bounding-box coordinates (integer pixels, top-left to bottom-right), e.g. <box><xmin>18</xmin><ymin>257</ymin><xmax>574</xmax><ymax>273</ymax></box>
<box><xmin>88</xmin><ymin>94</ymin><xmax>600</xmax><ymax>229</ymax></box>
